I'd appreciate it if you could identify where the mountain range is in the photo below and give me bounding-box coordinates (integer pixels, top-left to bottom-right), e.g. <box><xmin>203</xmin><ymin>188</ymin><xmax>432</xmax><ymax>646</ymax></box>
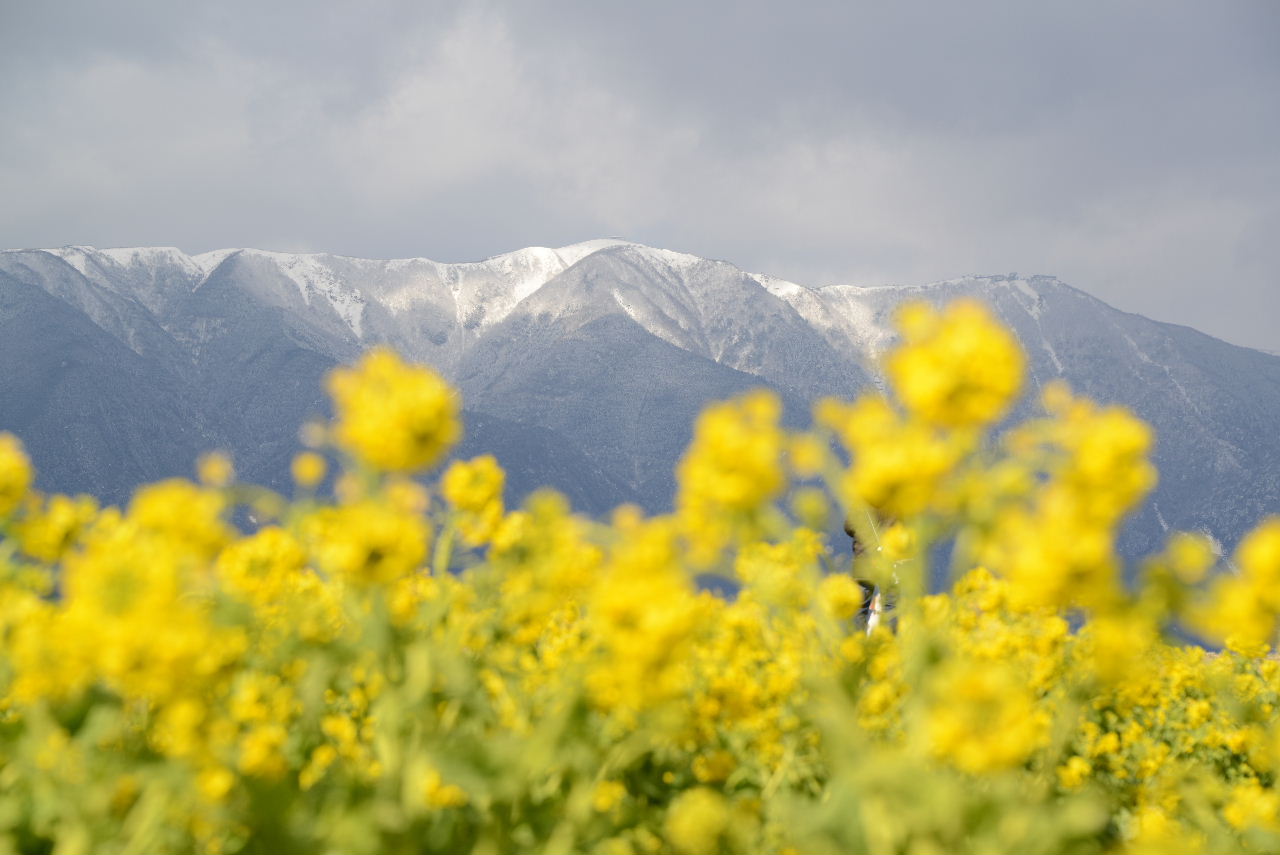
<box><xmin>1</xmin><ymin>239</ymin><xmax>1277</xmax><ymax>563</ymax></box>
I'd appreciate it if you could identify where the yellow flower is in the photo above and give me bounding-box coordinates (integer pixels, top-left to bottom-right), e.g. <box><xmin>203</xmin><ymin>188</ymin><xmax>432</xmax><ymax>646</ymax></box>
<box><xmin>1057</xmin><ymin>756</ymin><xmax>1091</xmax><ymax>790</ymax></box>
<box><xmin>587</xmin><ymin>518</ymin><xmax>699</xmax><ymax>712</ymax></box>
<box><xmin>593</xmin><ymin>780</ymin><xmax>627</xmax><ymax>812</ymax></box>
<box><xmin>215</xmin><ymin>526</ymin><xmax>310</xmax><ymax>611</ymax></box>
<box><xmin>789</xmin><ymin>487</ymin><xmax>830</xmax><ymax>530</ymax></box>
<box><xmin>926</xmin><ymin>659</ymin><xmax>1048</xmax><ymax>774</ymax></box>
<box><xmin>1200</xmin><ymin>521</ymin><xmax>1280</xmax><ymax>650</ymax></box>
<box><xmin>15</xmin><ymin>493</ymin><xmax>97</xmax><ymax>562</ymax></box>
<box><xmin>787</xmin><ymin>432</ymin><xmax>829</xmax><ymax>478</ymax></box>
<box><xmin>197</xmin><ymin>766</ymin><xmax>237</xmax><ymax>804</ymax></box>
<box><xmin>1125</xmin><ymin>804</ymin><xmax>1202</xmax><ymax>855</ymax></box>
<box><xmin>1223</xmin><ymin>780</ymin><xmax>1280</xmax><ymax>831</ymax></box>
<box><xmin>0</xmin><ymin>432</ymin><xmax>34</xmax><ymax>516</ymax></box>
<box><xmin>887</xmin><ymin>299</ymin><xmax>1025</xmax><ymax>428</ymax></box>
<box><xmin>442</xmin><ymin>454</ymin><xmax>505</xmax><ymax>545</ymax></box>
<box><xmin>821</xmin><ymin>395</ymin><xmax>965</xmax><ymax>518</ymax></box>
<box><xmin>422</xmin><ymin>767</ymin><xmax>469</xmax><ymax>809</ymax></box>
<box><xmin>328</xmin><ymin>347</ymin><xmax>461</xmax><ymax>472</ymax></box>
<box><xmin>197</xmin><ymin>451</ymin><xmax>235</xmax><ymax>487</ymax></box>
<box><xmin>676</xmin><ymin>390</ymin><xmax>785</xmax><ymax>558</ymax></box>
<box><xmin>291</xmin><ymin>451</ymin><xmax>327</xmax><ymax>488</ymax></box>
<box><xmin>819</xmin><ymin>574</ymin><xmax>867</xmax><ymax>622</ymax></box>
<box><xmin>238</xmin><ymin>723</ymin><xmax>288</xmax><ymax>778</ymax></box>
<box><xmin>880</xmin><ymin>522</ymin><xmax>915</xmax><ymax>561</ymax></box>
<box><xmin>1059</xmin><ymin>403</ymin><xmax>1157</xmax><ymax>520</ymax></box>
<box><xmin>306</xmin><ymin>500</ymin><xmax>430</xmax><ymax>587</ymax></box>
<box><xmin>152</xmin><ymin>696</ymin><xmax>207</xmax><ymax>759</ymax></box>
<box><xmin>442</xmin><ymin>454</ymin><xmax>503</xmax><ymax>511</ymax></box>
<box><xmin>692</xmin><ymin>750</ymin><xmax>736</xmax><ymax>784</ymax></box>
<box><xmin>1165</xmin><ymin>532</ymin><xmax>1216</xmax><ymax>584</ymax></box>
<box><xmin>299</xmin><ymin>745</ymin><xmax>337</xmax><ymax>791</ymax></box>
<box><xmin>734</xmin><ymin>533</ymin><xmax>821</xmax><ymax>610</ymax></box>
<box><xmin>129</xmin><ymin>479</ymin><xmax>232</xmax><ymax>559</ymax></box>
<box><xmin>1239</xmin><ymin>517</ymin><xmax>1280</xmax><ymax>598</ymax></box>
<box><xmin>1083</xmin><ymin>612</ymin><xmax>1158</xmax><ymax>685</ymax></box>
<box><xmin>665</xmin><ymin>788</ymin><xmax>729</xmax><ymax>855</ymax></box>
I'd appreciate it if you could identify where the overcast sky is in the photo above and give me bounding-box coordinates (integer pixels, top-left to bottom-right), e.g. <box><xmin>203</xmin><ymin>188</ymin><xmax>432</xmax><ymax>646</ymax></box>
<box><xmin>3</xmin><ymin>1</ymin><xmax>1277</xmax><ymax>350</ymax></box>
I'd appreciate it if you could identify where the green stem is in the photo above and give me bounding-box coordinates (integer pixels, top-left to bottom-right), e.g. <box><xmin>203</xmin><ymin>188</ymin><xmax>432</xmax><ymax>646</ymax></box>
<box><xmin>432</xmin><ymin>520</ymin><xmax>456</xmax><ymax>576</ymax></box>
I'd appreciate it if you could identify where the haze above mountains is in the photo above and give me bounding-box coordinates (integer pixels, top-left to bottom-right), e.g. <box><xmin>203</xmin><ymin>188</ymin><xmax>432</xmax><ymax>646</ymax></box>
<box><xmin>1</xmin><ymin>240</ymin><xmax>1277</xmax><ymax>562</ymax></box>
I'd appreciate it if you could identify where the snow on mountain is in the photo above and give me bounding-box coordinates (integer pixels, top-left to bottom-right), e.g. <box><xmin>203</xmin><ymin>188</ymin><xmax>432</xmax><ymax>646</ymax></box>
<box><xmin>192</xmin><ymin>248</ymin><xmax>241</xmax><ymax>274</ymax></box>
<box><xmin>35</xmin><ymin>240</ymin><xmax>810</xmax><ymax>348</ymax></box>
<box><xmin>2</xmin><ymin>239</ymin><xmax>1277</xmax><ymax>563</ymax></box>
<box><xmin>174</xmin><ymin>240</ymin><xmax>643</xmax><ymax>338</ymax></box>
<box><xmin>235</xmin><ymin>250</ymin><xmax>371</xmax><ymax>338</ymax></box>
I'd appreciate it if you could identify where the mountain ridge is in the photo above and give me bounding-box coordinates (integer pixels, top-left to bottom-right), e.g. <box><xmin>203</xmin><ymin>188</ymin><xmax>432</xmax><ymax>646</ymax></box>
<box><xmin>2</xmin><ymin>240</ymin><xmax>1277</xmax><ymax>563</ymax></box>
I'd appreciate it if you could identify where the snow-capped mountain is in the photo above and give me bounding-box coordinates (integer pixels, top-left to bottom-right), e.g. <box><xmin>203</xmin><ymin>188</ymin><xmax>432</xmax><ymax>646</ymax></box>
<box><xmin>1</xmin><ymin>240</ymin><xmax>1277</xmax><ymax>563</ymax></box>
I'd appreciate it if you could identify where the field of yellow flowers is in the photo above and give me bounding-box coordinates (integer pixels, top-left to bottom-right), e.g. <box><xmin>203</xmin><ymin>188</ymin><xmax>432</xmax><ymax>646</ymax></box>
<box><xmin>1</xmin><ymin>298</ymin><xmax>1279</xmax><ymax>854</ymax></box>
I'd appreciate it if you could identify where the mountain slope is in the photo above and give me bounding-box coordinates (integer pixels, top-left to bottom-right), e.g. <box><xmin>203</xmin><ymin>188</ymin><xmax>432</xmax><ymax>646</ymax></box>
<box><xmin>1</xmin><ymin>240</ymin><xmax>1276</xmax><ymax>561</ymax></box>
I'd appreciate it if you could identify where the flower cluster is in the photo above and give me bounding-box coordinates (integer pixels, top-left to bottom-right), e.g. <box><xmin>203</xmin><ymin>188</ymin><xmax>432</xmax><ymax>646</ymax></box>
<box><xmin>0</xmin><ymin>299</ymin><xmax>1277</xmax><ymax>854</ymax></box>
<box><xmin>327</xmin><ymin>347</ymin><xmax>461</xmax><ymax>472</ymax></box>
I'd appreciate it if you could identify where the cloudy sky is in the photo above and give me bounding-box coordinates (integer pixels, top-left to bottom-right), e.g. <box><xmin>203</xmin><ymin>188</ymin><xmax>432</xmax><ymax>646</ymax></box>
<box><xmin>3</xmin><ymin>1</ymin><xmax>1277</xmax><ymax>350</ymax></box>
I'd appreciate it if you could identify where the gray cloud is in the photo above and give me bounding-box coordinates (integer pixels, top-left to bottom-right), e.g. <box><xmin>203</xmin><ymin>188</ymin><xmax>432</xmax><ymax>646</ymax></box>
<box><xmin>3</xmin><ymin>0</ymin><xmax>1277</xmax><ymax>349</ymax></box>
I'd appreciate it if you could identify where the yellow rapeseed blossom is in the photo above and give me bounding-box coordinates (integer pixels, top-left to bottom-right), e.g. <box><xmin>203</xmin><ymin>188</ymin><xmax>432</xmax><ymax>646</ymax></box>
<box><xmin>787</xmin><ymin>432</ymin><xmax>829</xmax><ymax>478</ymax></box>
<box><xmin>328</xmin><ymin>347</ymin><xmax>460</xmax><ymax>472</ymax></box>
<box><xmin>926</xmin><ymin>659</ymin><xmax>1049</xmax><ymax>774</ymax></box>
<box><xmin>1222</xmin><ymin>780</ymin><xmax>1280</xmax><ymax>831</ymax></box>
<box><xmin>129</xmin><ymin>479</ymin><xmax>232</xmax><ymax>559</ymax></box>
<box><xmin>592</xmin><ymin>780</ymin><xmax>627</xmax><ymax>812</ymax></box>
<box><xmin>15</xmin><ymin>493</ymin><xmax>97</xmax><ymax>562</ymax></box>
<box><xmin>676</xmin><ymin>389</ymin><xmax>785</xmax><ymax>559</ymax></box>
<box><xmin>291</xmin><ymin>451</ymin><xmax>327</xmax><ymax>488</ymax></box>
<box><xmin>197</xmin><ymin>452</ymin><xmax>235</xmax><ymax>487</ymax></box>
<box><xmin>306</xmin><ymin>500</ymin><xmax>429</xmax><ymax>586</ymax></box>
<box><xmin>665</xmin><ymin>788</ymin><xmax>729</xmax><ymax>854</ymax></box>
<box><xmin>819</xmin><ymin>574</ymin><xmax>866</xmax><ymax>622</ymax></box>
<box><xmin>1200</xmin><ymin>518</ymin><xmax>1280</xmax><ymax>650</ymax></box>
<box><xmin>587</xmin><ymin>518</ymin><xmax>699</xmax><ymax>713</ymax></box>
<box><xmin>197</xmin><ymin>767</ymin><xmax>236</xmax><ymax>804</ymax></box>
<box><xmin>215</xmin><ymin>526</ymin><xmax>311</xmax><ymax>618</ymax></box>
<box><xmin>887</xmin><ymin>299</ymin><xmax>1024</xmax><ymax>428</ymax></box>
<box><xmin>1239</xmin><ymin>517</ymin><xmax>1280</xmax><ymax>592</ymax></box>
<box><xmin>818</xmin><ymin>395</ymin><xmax>964</xmax><ymax>518</ymax></box>
<box><xmin>1165</xmin><ymin>532</ymin><xmax>1217</xmax><ymax>585</ymax></box>
<box><xmin>0</xmin><ymin>432</ymin><xmax>33</xmax><ymax>516</ymax></box>
<box><xmin>422</xmin><ymin>767</ymin><xmax>469</xmax><ymax>809</ymax></box>
<box><xmin>442</xmin><ymin>454</ymin><xmax>505</xmax><ymax>545</ymax></box>
<box><xmin>1057</xmin><ymin>756</ymin><xmax>1092</xmax><ymax>789</ymax></box>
